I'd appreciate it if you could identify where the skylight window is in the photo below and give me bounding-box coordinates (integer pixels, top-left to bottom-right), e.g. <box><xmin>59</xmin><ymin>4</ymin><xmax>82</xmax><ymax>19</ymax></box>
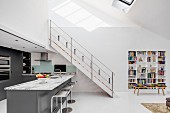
<box><xmin>77</xmin><ymin>16</ymin><xmax>103</xmax><ymax>31</ymax></box>
<box><xmin>54</xmin><ymin>2</ymin><xmax>81</xmax><ymax>17</ymax></box>
<box><xmin>66</xmin><ymin>9</ymin><xmax>92</xmax><ymax>24</ymax></box>
<box><xmin>112</xmin><ymin>0</ymin><xmax>136</xmax><ymax>13</ymax></box>
<box><xmin>52</xmin><ymin>0</ymin><xmax>111</xmax><ymax>32</ymax></box>
<box><xmin>118</xmin><ymin>0</ymin><xmax>134</xmax><ymax>5</ymax></box>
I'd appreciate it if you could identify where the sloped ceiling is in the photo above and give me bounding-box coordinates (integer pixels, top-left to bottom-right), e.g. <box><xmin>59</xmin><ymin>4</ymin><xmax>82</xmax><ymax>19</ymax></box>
<box><xmin>75</xmin><ymin>0</ymin><xmax>170</xmax><ymax>40</ymax></box>
<box><xmin>0</xmin><ymin>29</ymin><xmax>47</xmax><ymax>52</ymax></box>
<box><xmin>128</xmin><ymin>0</ymin><xmax>170</xmax><ymax>40</ymax></box>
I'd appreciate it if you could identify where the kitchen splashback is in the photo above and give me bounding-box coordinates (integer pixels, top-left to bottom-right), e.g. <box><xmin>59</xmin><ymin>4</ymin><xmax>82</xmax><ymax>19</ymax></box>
<box><xmin>32</xmin><ymin>61</ymin><xmax>76</xmax><ymax>74</ymax></box>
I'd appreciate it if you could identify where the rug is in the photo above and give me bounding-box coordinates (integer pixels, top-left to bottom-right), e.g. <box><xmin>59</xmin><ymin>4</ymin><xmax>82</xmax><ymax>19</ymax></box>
<box><xmin>141</xmin><ymin>103</ymin><xmax>170</xmax><ymax>113</ymax></box>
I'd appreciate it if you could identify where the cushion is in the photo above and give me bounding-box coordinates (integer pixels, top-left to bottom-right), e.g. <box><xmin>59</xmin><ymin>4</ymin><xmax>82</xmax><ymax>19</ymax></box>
<box><xmin>166</xmin><ymin>98</ymin><xmax>170</xmax><ymax>102</ymax></box>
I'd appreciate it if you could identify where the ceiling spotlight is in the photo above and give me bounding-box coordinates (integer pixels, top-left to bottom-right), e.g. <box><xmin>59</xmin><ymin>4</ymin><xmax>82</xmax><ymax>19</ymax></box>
<box><xmin>35</xmin><ymin>47</ymin><xmax>37</xmax><ymax>48</ymax></box>
<box><xmin>15</xmin><ymin>40</ymin><xmax>18</xmax><ymax>41</ymax></box>
<box><xmin>23</xmin><ymin>47</ymin><xmax>25</xmax><ymax>48</ymax></box>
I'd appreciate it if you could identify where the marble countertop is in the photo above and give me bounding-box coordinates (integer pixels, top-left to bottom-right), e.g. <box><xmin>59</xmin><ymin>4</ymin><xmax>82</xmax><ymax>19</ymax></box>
<box><xmin>22</xmin><ymin>74</ymin><xmax>36</xmax><ymax>76</ymax></box>
<box><xmin>5</xmin><ymin>75</ymin><xmax>74</xmax><ymax>91</ymax></box>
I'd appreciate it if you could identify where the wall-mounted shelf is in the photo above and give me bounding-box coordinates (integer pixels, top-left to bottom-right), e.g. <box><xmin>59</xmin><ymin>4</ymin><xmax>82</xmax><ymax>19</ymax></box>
<box><xmin>23</xmin><ymin>52</ymin><xmax>31</xmax><ymax>74</ymax></box>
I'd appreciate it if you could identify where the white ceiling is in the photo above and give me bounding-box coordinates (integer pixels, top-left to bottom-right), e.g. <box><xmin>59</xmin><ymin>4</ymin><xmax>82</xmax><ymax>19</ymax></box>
<box><xmin>0</xmin><ymin>29</ymin><xmax>47</xmax><ymax>52</ymax></box>
<box><xmin>128</xmin><ymin>0</ymin><xmax>170</xmax><ymax>40</ymax></box>
<box><xmin>63</xmin><ymin>0</ymin><xmax>170</xmax><ymax>40</ymax></box>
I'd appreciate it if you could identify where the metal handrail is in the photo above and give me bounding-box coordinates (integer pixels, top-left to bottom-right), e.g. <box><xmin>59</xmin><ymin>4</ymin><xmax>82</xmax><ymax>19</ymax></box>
<box><xmin>51</xmin><ymin>21</ymin><xmax>92</xmax><ymax>55</ymax></box>
<box><xmin>52</xmin><ymin>29</ymin><xmax>111</xmax><ymax>78</ymax></box>
<box><xmin>50</xmin><ymin>21</ymin><xmax>113</xmax><ymax>74</ymax></box>
<box><xmin>51</xmin><ymin>39</ymin><xmax>111</xmax><ymax>84</ymax></box>
<box><xmin>52</xmin><ymin>27</ymin><xmax>92</xmax><ymax>62</ymax></box>
<box><xmin>50</xmin><ymin>20</ymin><xmax>114</xmax><ymax>97</ymax></box>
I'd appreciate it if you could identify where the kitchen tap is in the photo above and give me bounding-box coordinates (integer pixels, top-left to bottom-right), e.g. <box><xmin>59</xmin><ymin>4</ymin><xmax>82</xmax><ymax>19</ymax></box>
<box><xmin>55</xmin><ymin>69</ymin><xmax>62</xmax><ymax>78</ymax></box>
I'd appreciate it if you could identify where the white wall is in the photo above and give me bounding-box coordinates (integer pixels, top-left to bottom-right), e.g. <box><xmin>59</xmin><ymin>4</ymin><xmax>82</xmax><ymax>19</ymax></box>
<box><xmin>128</xmin><ymin>0</ymin><xmax>170</xmax><ymax>41</ymax></box>
<box><xmin>60</xmin><ymin>27</ymin><xmax>170</xmax><ymax>92</ymax></box>
<box><xmin>0</xmin><ymin>0</ymin><xmax>49</xmax><ymax>48</ymax></box>
<box><xmin>72</xmin><ymin>69</ymin><xmax>104</xmax><ymax>92</ymax></box>
<box><xmin>48</xmin><ymin>52</ymin><xmax>72</xmax><ymax>65</ymax></box>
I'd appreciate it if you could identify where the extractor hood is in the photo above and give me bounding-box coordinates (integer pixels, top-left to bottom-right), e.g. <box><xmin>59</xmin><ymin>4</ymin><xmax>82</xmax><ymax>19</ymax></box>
<box><xmin>35</xmin><ymin>52</ymin><xmax>51</xmax><ymax>62</ymax></box>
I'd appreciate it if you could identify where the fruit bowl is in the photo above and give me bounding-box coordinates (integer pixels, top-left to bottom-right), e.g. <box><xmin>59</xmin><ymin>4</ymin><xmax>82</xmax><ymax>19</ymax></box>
<box><xmin>36</xmin><ymin>74</ymin><xmax>50</xmax><ymax>78</ymax></box>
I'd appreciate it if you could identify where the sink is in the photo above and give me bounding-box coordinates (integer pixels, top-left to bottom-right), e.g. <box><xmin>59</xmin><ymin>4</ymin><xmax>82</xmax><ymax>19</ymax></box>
<box><xmin>50</xmin><ymin>76</ymin><xmax>59</xmax><ymax>79</ymax></box>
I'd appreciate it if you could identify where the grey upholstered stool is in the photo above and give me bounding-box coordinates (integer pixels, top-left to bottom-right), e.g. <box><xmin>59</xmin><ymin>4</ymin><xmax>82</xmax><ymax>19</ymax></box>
<box><xmin>51</xmin><ymin>89</ymin><xmax>71</xmax><ymax>113</ymax></box>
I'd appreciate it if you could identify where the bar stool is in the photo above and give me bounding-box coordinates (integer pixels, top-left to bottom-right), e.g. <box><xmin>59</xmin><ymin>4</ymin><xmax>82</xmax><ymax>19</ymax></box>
<box><xmin>62</xmin><ymin>85</ymin><xmax>73</xmax><ymax>113</ymax></box>
<box><xmin>67</xmin><ymin>82</ymin><xmax>76</xmax><ymax>104</ymax></box>
<box><xmin>51</xmin><ymin>89</ymin><xmax>71</xmax><ymax>113</ymax></box>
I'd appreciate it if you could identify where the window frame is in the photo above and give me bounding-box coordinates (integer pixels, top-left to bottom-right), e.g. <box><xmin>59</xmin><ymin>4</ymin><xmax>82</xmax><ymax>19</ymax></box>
<box><xmin>118</xmin><ymin>0</ymin><xmax>134</xmax><ymax>5</ymax></box>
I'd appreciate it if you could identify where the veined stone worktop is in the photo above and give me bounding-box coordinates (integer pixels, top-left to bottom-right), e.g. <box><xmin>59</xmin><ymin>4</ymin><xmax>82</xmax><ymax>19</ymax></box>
<box><xmin>5</xmin><ymin>75</ymin><xmax>74</xmax><ymax>90</ymax></box>
<box><xmin>5</xmin><ymin>75</ymin><xmax>74</xmax><ymax>113</ymax></box>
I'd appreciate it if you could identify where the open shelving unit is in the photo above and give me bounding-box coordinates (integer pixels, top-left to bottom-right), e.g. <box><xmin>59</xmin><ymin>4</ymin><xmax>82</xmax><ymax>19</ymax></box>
<box><xmin>23</xmin><ymin>52</ymin><xmax>31</xmax><ymax>74</ymax></box>
<box><xmin>128</xmin><ymin>51</ymin><xmax>166</xmax><ymax>89</ymax></box>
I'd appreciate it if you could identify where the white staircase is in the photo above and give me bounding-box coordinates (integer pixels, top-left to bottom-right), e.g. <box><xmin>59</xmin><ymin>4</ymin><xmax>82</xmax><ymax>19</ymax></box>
<box><xmin>49</xmin><ymin>20</ymin><xmax>115</xmax><ymax>97</ymax></box>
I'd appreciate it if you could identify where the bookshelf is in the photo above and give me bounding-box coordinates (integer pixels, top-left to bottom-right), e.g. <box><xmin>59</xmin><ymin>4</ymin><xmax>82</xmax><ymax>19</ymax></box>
<box><xmin>128</xmin><ymin>51</ymin><xmax>166</xmax><ymax>89</ymax></box>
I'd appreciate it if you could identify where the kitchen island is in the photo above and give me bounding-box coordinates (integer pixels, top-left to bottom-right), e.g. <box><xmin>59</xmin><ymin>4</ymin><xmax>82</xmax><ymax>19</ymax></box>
<box><xmin>5</xmin><ymin>75</ymin><xmax>74</xmax><ymax>113</ymax></box>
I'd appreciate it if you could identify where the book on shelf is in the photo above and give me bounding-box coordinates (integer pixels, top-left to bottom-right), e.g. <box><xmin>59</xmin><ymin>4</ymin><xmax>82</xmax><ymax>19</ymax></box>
<box><xmin>148</xmin><ymin>51</ymin><xmax>156</xmax><ymax>56</ymax></box>
<box><xmin>158</xmin><ymin>51</ymin><xmax>166</xmax><ymax>56</ymax></box>
<box><xmin>147</xmin><ymin>73</ymin><xmax>156</xmax><ymax>78</ymax></box>
<box><xmin>158</xmin><ymin>70</ymin><xmax>165</xmax><ymax>75</ymax></box>
<box><xmin>137</xmin><ymin>79</ymin><xmax>146</xmax><ymax>84</ymax></box>
<box><xmin>128</xmin><ymin>51</ymin><xmax>136</xmax><ymax>57</ymax></box>
<box><xmin>128</xmin><ymin>61</ymin><xmax>136</xmax><ymax>64</ymax></box>
<box><xmin>128</xmin><ymin>70</ymin><xmax>136</xmax><ymax>75</ymax></box>
<box><xmin>158</xmin><ymin>79</ymin><xmax>165</xmax><ymax>83</ymax></box>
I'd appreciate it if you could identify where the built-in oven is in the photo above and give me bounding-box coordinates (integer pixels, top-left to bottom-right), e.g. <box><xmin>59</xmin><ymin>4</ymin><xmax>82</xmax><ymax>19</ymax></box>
<box><xmin>0</xmin><ymin>55</ymin><xmax>11</xmax><ymax>81</ymax></box>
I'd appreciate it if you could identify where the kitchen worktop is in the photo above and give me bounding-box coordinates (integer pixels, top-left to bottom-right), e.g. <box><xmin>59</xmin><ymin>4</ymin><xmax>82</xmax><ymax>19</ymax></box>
<box><xmin>5</xmin><ymin>75</ymin><xmax>74</xmax><ymax>91</ymax></box>
<box><xmin>22</xmin><ymin>74</ymin><xmax>36</xmax><ymax>76</ymax></box>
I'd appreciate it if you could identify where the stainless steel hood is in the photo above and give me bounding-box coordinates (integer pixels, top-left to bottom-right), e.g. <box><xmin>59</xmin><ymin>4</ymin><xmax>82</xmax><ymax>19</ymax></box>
<box><xmin>35</xmin><ymin>52</ymin><xmax>51</xmax><ymax>62</ymax></box>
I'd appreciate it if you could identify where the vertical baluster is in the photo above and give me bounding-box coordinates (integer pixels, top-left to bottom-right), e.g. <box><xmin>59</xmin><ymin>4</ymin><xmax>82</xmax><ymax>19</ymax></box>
<box><xmin>66</xmin><ymin>42</ymin><xmax>68</xmax><ymax>48</ymax></box>
<box><xmin>112</xmin><ymin>72</ymin><xmax>114</xmax><ymax>98</ymax></box>
<box><xmin>109</xmin><ymin>78</ymin><xmax>111</xmax><ymax>84</ymax></box>
<box><xmin>50</xmin><ymin>20</ymin><xmax>51</xmax><ymax>46</ymax></box>
<box><xmin>91</xmin><ymin>55</ymin><xmax>93</xmax><ymax>80</ymax></box>
<box><xmin>71</xmin><ymin>38</ymin><xmax>72</xmax><ymax>63</ymax></box>
<box><xmin>58</xmin><ymin>35</ymin><xmax>60</xmax><ymax>41</ymax></box>
<box><xmin>82</xmin><ymin>56</ymin><xmax>84</xmax><ymax>62</ymax></box>
<box><xmin>74</xmin><ymin>49</ymin><xmax>76</xmax><ymax>55</ymax></box>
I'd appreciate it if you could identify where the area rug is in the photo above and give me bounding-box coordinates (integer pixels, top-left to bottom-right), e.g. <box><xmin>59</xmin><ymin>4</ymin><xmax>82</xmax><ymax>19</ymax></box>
<box><xmin>141</xmin><ymin>103</ymin><xmax>170</xmax><ymax>113</ymax></box>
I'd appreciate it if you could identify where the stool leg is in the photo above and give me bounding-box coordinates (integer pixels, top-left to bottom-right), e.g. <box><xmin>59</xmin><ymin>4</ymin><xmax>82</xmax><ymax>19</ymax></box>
<box><xmin>51</xmin><ymin>97</ymin><xmax>53</xmax><ymax>113</ymax></box>
<box><xmin>60</xmin><ymin>97</ymin><xmax>62</xmax><ymax>113</ymax></box>
<box><xmin>68</xmin><ymin>90</ymin><xmax>76</xmax><ymax>104</ymax></box>
<box><xmin>62</xmin><ymin>94</ymin><xmax>73</xmax><ymax>113</ymax></box>
<box><xmin>70</xmin><ymin>90</ymin><xmax>72</xmax><ymax>100</ymax></box>
<box><xmin>66</xmin><ymin>97</ymin><xmax>68</xmax><ymax>113</ymax></box>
